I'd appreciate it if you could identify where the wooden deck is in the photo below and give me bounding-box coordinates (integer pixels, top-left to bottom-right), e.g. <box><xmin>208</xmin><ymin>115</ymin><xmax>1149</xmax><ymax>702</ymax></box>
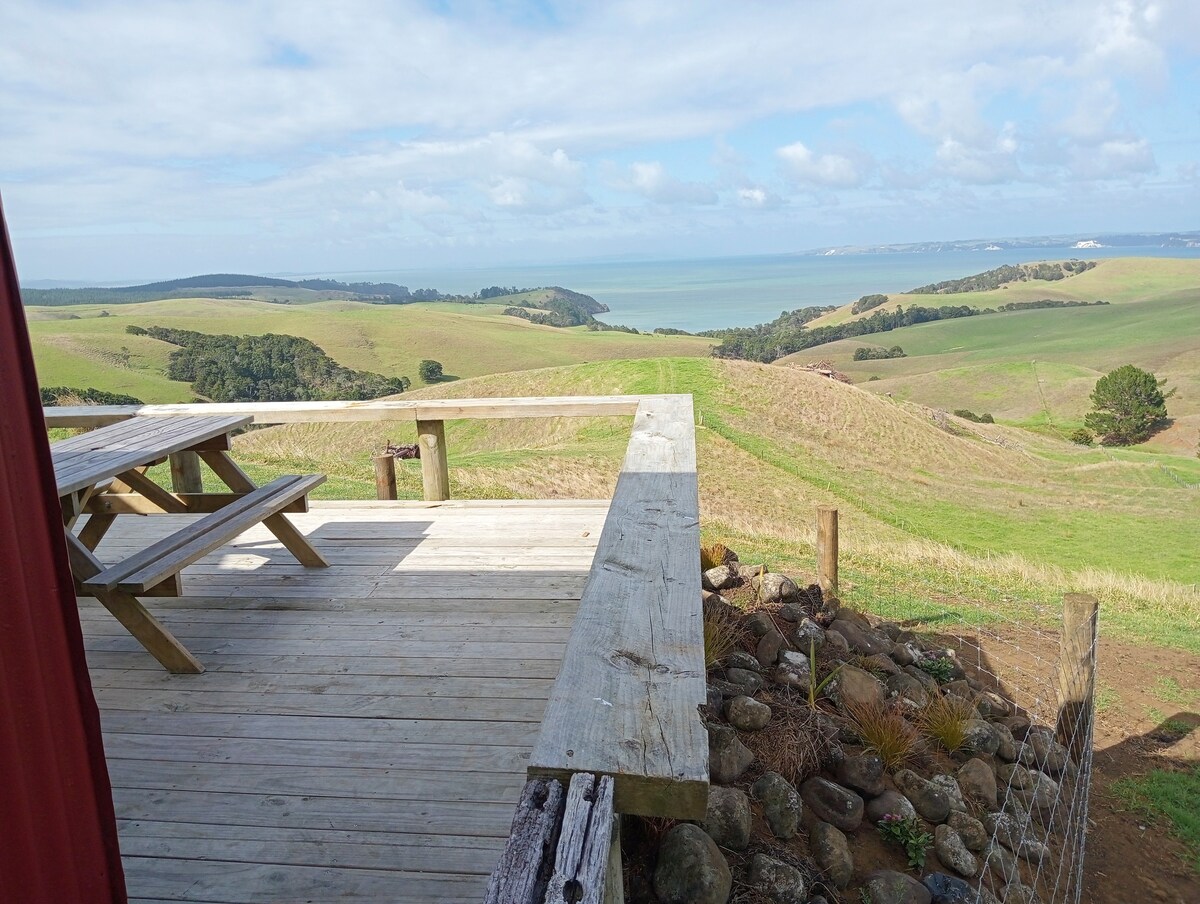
<box><xmin>78</xmin><ymin>500</ymin><xmax>609</xmax><ymax>904</ymax></box>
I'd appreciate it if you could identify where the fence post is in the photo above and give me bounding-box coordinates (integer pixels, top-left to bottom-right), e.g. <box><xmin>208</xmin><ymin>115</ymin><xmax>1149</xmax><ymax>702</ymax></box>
<box><xmin>817</xmin><ymin>506</ymin><xmax>839</xmax><ymax>597</ymax></box>
<box><xmin>1056</xmin><ymin>592</ymin><xmax>1099</xmax><ymax>763</ymax></box>
<box><xmin>416</xmin><ymin>419</ymin><xmax>450</xmax><ymax>502</ymax></box>
<box><xmin>373</xmin><ymin>454</ymin><xmax>397</xmax><ymax>501</ymax></box>
<box><xmin>168</xmin><ymin>451</ymin><xmax>204</xmax><ymax>494</ymax></box>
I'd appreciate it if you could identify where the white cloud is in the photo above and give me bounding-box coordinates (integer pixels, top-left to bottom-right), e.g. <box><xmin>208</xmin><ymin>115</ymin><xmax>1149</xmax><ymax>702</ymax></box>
<box><xmin>777</xmin><ymin>142</ymin><xmax>862</xmax><ymax>188</ymax></box>
<box><xmin>623</xmin><ymin>162</ymin><xmax>717</xmax><ymax>205</ymax></box>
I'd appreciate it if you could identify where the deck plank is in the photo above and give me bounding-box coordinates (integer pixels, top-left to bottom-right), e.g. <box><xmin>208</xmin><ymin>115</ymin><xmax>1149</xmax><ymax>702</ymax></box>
<box><xmin>82</xmin><ymin>500</ymin><xmax>607</xmax><ymax>903</ymax></box>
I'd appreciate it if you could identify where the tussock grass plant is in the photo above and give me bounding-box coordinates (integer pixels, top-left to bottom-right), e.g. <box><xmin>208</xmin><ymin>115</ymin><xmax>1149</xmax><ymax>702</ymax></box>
<box><xmin>919</xmin><ymin>692</ymin><xmax>978</xmax><ymax>754</ymax></box>
<box><xmin>700</xmin><ymin>541</ymin><xmax>732</xmax><ymax>571</ymax></box>
<box><xmin>703</xmin><ymin>605</ymin><xmax>746</xmax><ymax>670</ymax></box>
<box><xmin>842</xmin><ymin>699</ymin><xmax>921</xmax><ymax>770</ymax></box>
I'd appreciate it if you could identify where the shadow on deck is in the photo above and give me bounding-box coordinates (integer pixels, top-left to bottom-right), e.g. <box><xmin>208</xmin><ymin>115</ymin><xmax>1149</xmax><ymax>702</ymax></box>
<box><xmin>79</xmin><ymin>500</ymin><xmax>608</xmax><ymax>904</ymax></box>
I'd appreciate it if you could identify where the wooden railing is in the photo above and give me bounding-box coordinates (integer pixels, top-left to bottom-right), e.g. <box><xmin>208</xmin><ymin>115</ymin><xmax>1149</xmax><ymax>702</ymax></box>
<box><xmin>43</xmin><ymin>394</ymin><xmax>708</xmax><ymax>899</ymax></box>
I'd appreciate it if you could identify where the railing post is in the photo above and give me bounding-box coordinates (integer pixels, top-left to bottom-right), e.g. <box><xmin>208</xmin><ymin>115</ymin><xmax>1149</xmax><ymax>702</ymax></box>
<box><xmin>373</xmin><ymin>454</ymin><xmax>397</xmax><ymax>500</ymax></box>
<box><xmin>1056</xmin><ymin>592</ymin><xmax>1099</xmax><ymax>762</ymax></box>
<box><xmin>416</xmin><ymin>419</ymin><xmax>450</xmax><ymax>501</ymax></box>
<box><xmin>168</xmin><ymin>452</ymin><xmax>204</xmax><ymax>494</ymax></box>
<box><xmin>817</xmin><ymin>505</ymin><xmax>839</xmax><ymax>597</ymax></box>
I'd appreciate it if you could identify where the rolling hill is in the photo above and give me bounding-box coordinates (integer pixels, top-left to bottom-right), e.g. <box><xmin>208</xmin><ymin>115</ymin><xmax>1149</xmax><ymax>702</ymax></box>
<box><xmin>26</xmin><ymin>297</ymin><xmax>714</xmax><ymax>402</ymax></box>
<box><xmin>778</xmin><ymin>258</ymin><xmax>1200</xmax><ymax>451</ymax></box>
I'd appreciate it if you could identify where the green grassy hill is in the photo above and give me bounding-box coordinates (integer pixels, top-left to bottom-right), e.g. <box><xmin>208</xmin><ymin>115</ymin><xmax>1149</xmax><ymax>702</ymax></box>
<box><xmin>221</xmin><ymin>357</ymin><xmax>1199</xmax><ymax>648</ymax></box>
<box><xmin>779</xmin><ymin>259</ymin><xmax>1200</xmax><ymax>451</ymax></box>
<box><xmin>26</xmin><ymin>297</ymin><xmax>714</xmax><ymax>402</ymax></box>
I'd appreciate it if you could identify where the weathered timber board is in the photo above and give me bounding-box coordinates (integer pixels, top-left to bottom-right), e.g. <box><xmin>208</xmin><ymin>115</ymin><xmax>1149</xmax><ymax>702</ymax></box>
<box><xmin>528</xmin><ymin>396</ymin><xmax>708</xmax><ymax>818</ymax></box>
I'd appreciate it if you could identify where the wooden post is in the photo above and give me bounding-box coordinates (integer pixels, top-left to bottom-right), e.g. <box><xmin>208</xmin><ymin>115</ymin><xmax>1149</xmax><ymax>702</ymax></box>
<box><xmin>817</xmin><ymin>505</ymin><xmax>839</xmax><ymax>597</ymax></box>
<box><xmin>169</xmin><ymin>451</ymin><xmax>204</xmax><ymax>494</ymax></box>
<box><xmin>416</xmin><ymin>419</ymin><xmax>450</xmax><ymax>501</ymax></box>
<box><xmin>603</xmin><ymin>814</ymin><xmax>624</xmax><ymax>904</ymax></box>
<box><xmin>373</xmin><ymin>454</ymin><xmax>397</xmax><ymax>500</ymax></box>
<box><xmin>1056</xmin><ymin>592</ymin><xmax>1099</xmax><ymax>763</ymax></box>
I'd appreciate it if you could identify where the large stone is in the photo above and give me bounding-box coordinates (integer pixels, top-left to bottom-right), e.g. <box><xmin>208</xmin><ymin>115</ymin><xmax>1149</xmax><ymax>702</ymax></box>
<box><xmin>922</xmin><ymin>872</ymin><xmax>975</xmax><ymax>904</ymax></box>
<box><xmin>984</xmin><ymin>840</ymin><xmax>1021</xmax><ymax>885</ymax></box>
<box><xmin>996</xmin><ymin>763</ymin><xmax>1035</xmax><ymax>791</ymax></box>
<box><xmin>862</xmin><ymin>869</ymin><xmax>933</xmax><ymax>904</ymax></box>
<box><xmin>708</xmin><ymin>725</ymin><xmax>754</xmax><ymax>783</ymax></box>
<box><xmin>1020</xmin><ymin>727</ymin><xmax>1070</xmax><ymax>776</ymax></box>
<box><xmin>837</xmin><ymin>751</ymin><xmax>886</xmax><ymax>797</ymax></box>
<box><xmin>744</xmin><ymin>610</ymin><xmax>776</xmax><ymax>638</ymax></box>
<box><xmin>904</xmin><ymin>663</ymin><xmax>941</xmax><ymax>695</ymax></box>
<box><xmin>934</xmin><ymin>824</ymin><xmax>979</xmax><ymax>878</ymax></box>
<box><xmin>888</xmin><ymin>671</ymin><xmax>930</xmax><ymax>708</ymax></box>
<box><xmin>946</xmin><ymin>809</ymin><xmax>988</xmax><ymax>852</ymax></box>
<box><xmin>831</xmin><ymin>664</ymin><xmax>884</xmax><ymax>710</ymax></box>
<box><xmin>748</xmin><ymin>853</ymin><xmax>808</xmax><ymax>904</ymax></box>
<box><xmin>976</xmin><ymin>690</ymin><xmax>1013</xmax><ymax>720</ymax></box>
<box><xmin>777</xmin><ymin>603</ymin><xmax>807</xmax><ymax>623</ymax></box>
<box><xmin>891</xmin><ymin>641</ymin><xmax>920</xmax><ymax>667</ymax></box>
<box><xmin>963</xmin><ymin>720</ymin><xmax>1000</xmax><ymax>756</ymax></box>
<box><xmin>756</xmin><ymin>629</ymin><xmax>788</xmax><ymax>667</ymax></box>
<box><xmin>929</xmin><ymin>774</ymin><xmax>968</xmax><ymax>813</ymax></box>
<box><xmin>1000</xmin><ymin>714</ymin><xmax>1032</xmax><ymax>740</ymax></box>
<box><xmin>824</xmin><ymin>628</ymin><xmax>850</xmax><ymax>655</ymax></box>
<box><xmin>703</xmin><ymin>564</ymin><xmax>739</xmax><ymax>592</ymax></box>
<box><xmin>726</xmin><ymin>667</ymin><xmax>764</xmax><ymax>696</ymax></box>
<box><xmin>992</xmin><ymin>722</ymin><xmax>1018</xmax><ymax>762</ymax></box>
<box><xmin>864</xmin><ymin>652</ymin><xmax>902</xmax><ymax>676</ymax></box>
<box><xmin>1002</xmin><ymin>882</ymin><xmax>1042</xmax><ymax>904</ymax></box>
<box><xmin>726</xmin><ymin>651</ymin><xmax>762</xmax><ymax>673</ymax></box>
<box><xmin>703</xmin><ymin>786</ymin><xmax>752</xmax><ymax>851</ymax></box>
<box><xmin>800</xmin><ymin>777</ymin><xmax>863</xmax><ymax>831</ymax></box>
<box><xmin>725</xmin><ymin>695</ymin><xmax>772</xmax><ymax>731</ymax></box>
<box><xmin>866</xmin><ymin>789</ymin><xmax>918</xmax><ymax>823</ymax></box>
<box><xmin>958</xmin><ymin>758</ymin><xmax>998</xmax><ymax>809</ymax></box>
<box><xmin>828</xmin><ymin>619</ymin><xmax>891</xmax><ymax>655</ymax></box>
<box><xmin>792</xmin><ymin>617</ymin><xmax>826</xmax><ymax>649</ymax></box>
<box><xmin>811</xmin><ymin>821</ymin><xmax>854</xmax><ymax>889</ymax></box>
<box><xmin>984</xmin><ymin>812</ymin><xmax>1049</xmax><ymax>863</ymax></box>
<box><xmin>752</xmin><ymin>771</ymin><xmax>803</xmax><ymax>839</ymax></box>
<box><xmin>773</xmin><ymin>649</ymin><xmax>812</xmax><ymax>689</ymax></box>
<box><xmin>1013</xmin><ymin>771</ymin><xmax>1061</xmax><ymax>816</ymax></box>
<box><xmin>894</xmin><ymin>769</ymin><xmax>951</xmax><ymax>823</ymax></box>
<box><xmin>652</xmin><ymin>824</ymin><xmax>732</xmax><ymax>904</ymax></box>
<box><xmin>754</xmin><ymin>572</ymin><xmax>799</xmax><ymax>605</ymax></box>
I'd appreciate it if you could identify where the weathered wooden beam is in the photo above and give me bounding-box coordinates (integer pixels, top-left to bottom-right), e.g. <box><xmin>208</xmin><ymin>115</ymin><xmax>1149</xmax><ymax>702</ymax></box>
<box><xmin>84</xmin><ymin>493</ymin><xmax>308</xmax><ymax>515</ymax></box>
<box><xmin>417</xmin><ymin>419</ymin><xmax>450</xmax><ymax>502</ymax></box>
<box><xmin>169</xmin><ymin>451</ymin><xmax>204</xmax><ymax>494</ymax></box>
<box><xmin>545</xmin><ymin>774</ymin><xmax>615</xmax><ymax>904</ymax></box>
<box><xmin>817</xmin><ymin>505</ymin><xmax>839</xmax><ymax>597</ymax></box>
<box><xmin>485</xmin><ymin>777</ymin><xmax>566</xmax><ymax>904</ymax></box>
<box><xmin>42</xmin><ymin>396</ymin><xmax>645</xmax><ymax>428</ymax></box>
<box><xmin>528</xmin><ymin>395</ymin><xmax>708</xmax><ymax>819</ymax></box>
<box><xmin>1056</xmin><ymin>592</ymin><xmax>1099</xmax><ymax>763</ymax></box>
<box><xmin>373</xmin><ymin>454</ymin><xmax>398</xmax><ymax>501</ymax></box>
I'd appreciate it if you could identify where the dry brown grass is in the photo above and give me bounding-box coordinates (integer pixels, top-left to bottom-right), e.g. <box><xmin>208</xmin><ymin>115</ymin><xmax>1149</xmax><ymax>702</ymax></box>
<box><xmin>741</xmin><ymin>687</ymin><xmax>839</xmax><ymax>786</ymax></box>
<box><xmin>918</xmin><ymin>692</ymin><xmax>978</xmax><ymax>755</ymax></box>
<box><xmin>703</xmin><ymin>604</ymin><xmax>746</xmax><ymax>670</ymax></box>
<box><xmin>842</xmin><ymin>698</ymin><xmax>921</xmax><ymax>770</ymax></box>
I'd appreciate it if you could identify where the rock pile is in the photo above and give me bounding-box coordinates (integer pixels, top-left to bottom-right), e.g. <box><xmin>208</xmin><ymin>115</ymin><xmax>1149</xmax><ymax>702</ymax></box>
<box><xmin>644</xmin><ymin>547</ymin><xmax>1081</xmax><ymax>904</ymax></box>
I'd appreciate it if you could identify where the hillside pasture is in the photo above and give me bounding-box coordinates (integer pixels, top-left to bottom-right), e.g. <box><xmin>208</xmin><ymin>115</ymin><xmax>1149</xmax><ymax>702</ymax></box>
<box><xmin>26</xmin><ymin>296</ymin><xmax>714</xmax><ymax>401</ymax></box>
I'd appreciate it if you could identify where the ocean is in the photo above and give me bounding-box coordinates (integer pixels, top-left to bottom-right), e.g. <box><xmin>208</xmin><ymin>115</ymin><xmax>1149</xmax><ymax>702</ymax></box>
<box><xmin>302</xmin><ymin>246</ymin><xmax>1200</xmax><ymax>333</ymax></box>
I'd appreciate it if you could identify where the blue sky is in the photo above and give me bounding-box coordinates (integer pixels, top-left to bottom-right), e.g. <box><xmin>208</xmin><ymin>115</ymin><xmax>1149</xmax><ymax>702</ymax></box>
<box><xmin>1</xmin><ymin>0</ymin><xmax>1198</xmax><ymax>281</ymax></box>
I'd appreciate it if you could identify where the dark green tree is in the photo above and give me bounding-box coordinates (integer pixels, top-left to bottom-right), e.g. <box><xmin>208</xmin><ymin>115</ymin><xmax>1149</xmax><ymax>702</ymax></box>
<box><xmin>418</xmin><ymin>359</ymin><xmax>444</xmax><ymax>382</ymax></box>
<box><xmin>1083</xmin><ymin>365</ymin><xmax>1170</xmax><ymax>445</ymax></box>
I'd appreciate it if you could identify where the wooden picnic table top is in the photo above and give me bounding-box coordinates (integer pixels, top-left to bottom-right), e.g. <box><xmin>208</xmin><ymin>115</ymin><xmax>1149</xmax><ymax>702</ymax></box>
<box><xmin>52</xmin><ymin>414</ymin><xmax>253</xmax><ymax>497</ymax></box>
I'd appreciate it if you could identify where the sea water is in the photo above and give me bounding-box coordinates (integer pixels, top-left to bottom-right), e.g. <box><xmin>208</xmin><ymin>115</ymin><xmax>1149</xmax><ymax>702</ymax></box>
<box><xmin>304</xmin><ymin>246</ymin><xmax>1200</xmax><ymax>333</ymax></box>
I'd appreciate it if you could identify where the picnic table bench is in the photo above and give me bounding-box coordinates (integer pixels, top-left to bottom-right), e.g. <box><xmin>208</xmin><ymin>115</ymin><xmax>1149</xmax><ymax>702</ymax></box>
<box><xmin>52</xmin><ymin>414</ymin><xmax>328</xmax><ymax>674</ymax></box>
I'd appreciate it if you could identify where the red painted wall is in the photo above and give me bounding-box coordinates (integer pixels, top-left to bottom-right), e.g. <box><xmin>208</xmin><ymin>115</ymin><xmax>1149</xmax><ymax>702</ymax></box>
<box><xmin>0</xmin><ymin>196</ymin><xmax>126</xmax><ymax>900</ymax></box>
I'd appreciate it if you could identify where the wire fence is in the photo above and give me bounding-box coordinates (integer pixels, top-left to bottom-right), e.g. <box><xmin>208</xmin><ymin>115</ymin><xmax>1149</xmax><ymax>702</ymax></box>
<box><xmin>916</xmin><ymin>590</ymin><xmax>1099</xmax><ymax>903</ymax></box>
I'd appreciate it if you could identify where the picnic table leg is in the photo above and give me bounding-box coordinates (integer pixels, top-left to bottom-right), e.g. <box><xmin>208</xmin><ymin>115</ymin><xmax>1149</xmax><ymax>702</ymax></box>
<box><xmin>78</xmin><ymin>513</ymin><xmax>116</xmax><ymax>550</ymax></box>
<box><xmin>197</xmin><ymin>451</ymin><xmax>330</xmax><ymax>568</ymax></box>
<box><xmin>64</xmin><ymin>533</ymin><xmax>204</xmax><ymax>674</ymax></box>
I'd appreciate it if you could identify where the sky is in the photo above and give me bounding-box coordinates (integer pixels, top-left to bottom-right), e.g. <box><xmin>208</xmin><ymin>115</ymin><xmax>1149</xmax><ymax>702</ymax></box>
<box><xmin>1</xmin><ymin>0</ymin><xmax>1199</xmax><ymax>282</ymax></box>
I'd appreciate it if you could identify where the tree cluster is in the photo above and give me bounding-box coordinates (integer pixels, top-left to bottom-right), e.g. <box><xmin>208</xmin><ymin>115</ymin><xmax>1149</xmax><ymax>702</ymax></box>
<box><xmin>125</xmin><ymin>326</ymin><xmax>409</xmax><ymax>402</ymax></box>
<box><xmin>851</xmin><ymin>294</ymin><xmax>889</xmax><ymax>314</ymax></box>
<box><xmin>906</xmin><ymin>260</ymin><xmax>1096</xmax><ymax>295</ymax></box>
<box><xmin>853</xmin><ymin>345</ymin><xmax>905</xmax><ymax>361</ymax></box>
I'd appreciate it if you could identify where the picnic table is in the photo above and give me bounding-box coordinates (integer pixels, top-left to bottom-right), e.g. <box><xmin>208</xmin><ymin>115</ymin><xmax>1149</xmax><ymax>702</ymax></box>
<box><xmin>53</xmin><ymin>414</ymin><xmax>327</xmax><ymax>673</ymax></box>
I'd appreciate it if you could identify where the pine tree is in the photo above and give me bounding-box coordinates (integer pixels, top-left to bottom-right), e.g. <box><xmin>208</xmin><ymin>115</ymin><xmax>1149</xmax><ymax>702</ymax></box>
<box><xmin>1083</xmin><ymin>365</ymin><xmax>1169</xmax><ymax>445</ymax></box>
